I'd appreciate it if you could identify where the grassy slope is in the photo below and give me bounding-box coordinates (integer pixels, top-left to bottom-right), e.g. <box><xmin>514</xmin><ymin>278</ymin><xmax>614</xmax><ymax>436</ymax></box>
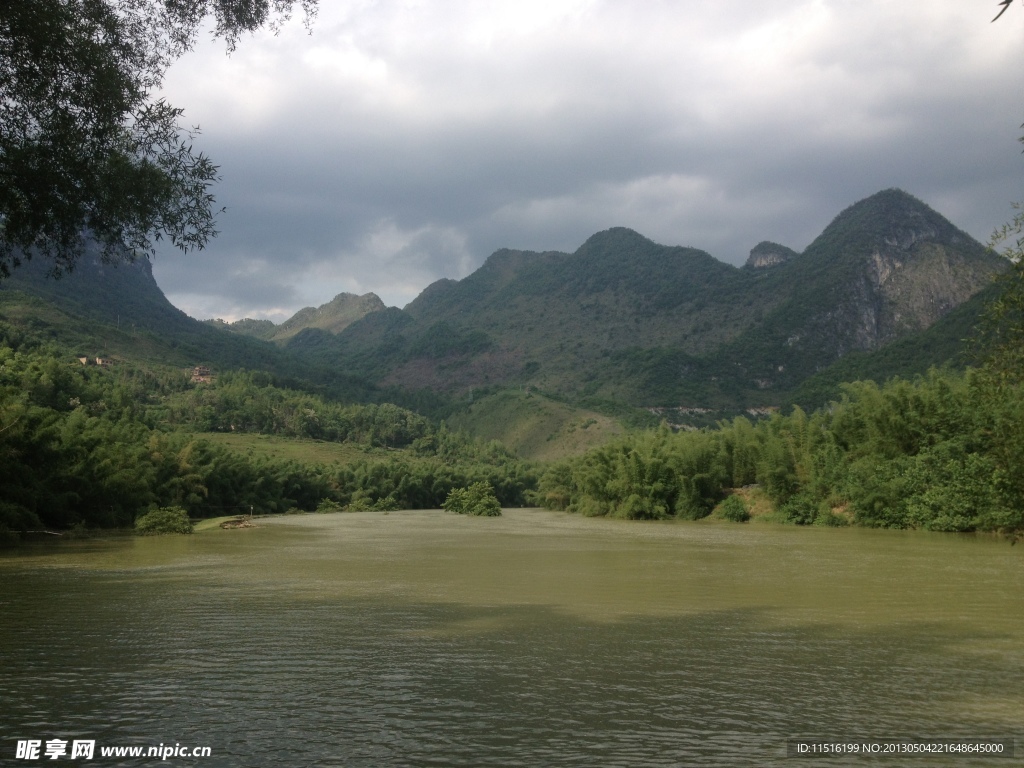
<box><xmin>445</xmin><ymin>389</ymin><xmax>624</xmax><ymax>461</ymax></box>
<box><xmin>194</xmin><ymin>432</ymin><xmax>402</xmax><ymax>466</ymax></box>
<box><xmin>0</xmin><ymin>290</ymin><xmax>199</xmax><ymax>366</ymax></box>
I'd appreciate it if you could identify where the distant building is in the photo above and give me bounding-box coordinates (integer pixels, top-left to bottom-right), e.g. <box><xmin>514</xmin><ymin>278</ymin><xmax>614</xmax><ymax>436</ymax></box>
<box><xmin>191</xmin><ymin>365</ymin><xmax>214</xmax><ymax>384</ymax></box>
<box><xmin>95</xmin><ymin>357</ymin><xmax>112</xmax><ymax>368</ymax></box>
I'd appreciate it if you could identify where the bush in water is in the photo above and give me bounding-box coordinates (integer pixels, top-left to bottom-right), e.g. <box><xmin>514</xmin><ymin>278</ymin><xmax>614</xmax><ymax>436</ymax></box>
<box><xmin>443</xmin><ymin>482</ymin><xmax>502</xmax><ymax>516</ymax></box>
<box><xmin>135</xmin><ymin>506</ymin><xmax>193</xmax><ymax>535</ymax></box>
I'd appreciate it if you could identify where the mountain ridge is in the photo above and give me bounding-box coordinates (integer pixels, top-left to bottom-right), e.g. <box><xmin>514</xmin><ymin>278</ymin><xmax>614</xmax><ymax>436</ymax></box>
<box><xmin>212</xmin><ymin>291</ymin><xmax>386</xmax><ymax>342</ymax></box>
<box><xmin>288</xmin><ymin>189</ymin><xmax>1005</xmax><ymax>407</ymax></box>
<box><xmin>0</xmin><ymin>246</ymin><xmax>377</xmax><ymax>401</ymax></box>
<box><xmin>0</xmin><ymin>188</ymin><xmax>1006</xmax><ymax>413</ymax></box>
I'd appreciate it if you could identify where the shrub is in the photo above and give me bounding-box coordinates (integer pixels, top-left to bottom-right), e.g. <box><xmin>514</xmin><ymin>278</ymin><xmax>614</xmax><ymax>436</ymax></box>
<box><xmin>812</xmin><ymin>508</ymin><xmax>850</xmax><ymax>527</ymax></box>
<box><xmin>903</xmin><ymin>447</ymin><xmax>998</xmax><ymax>532</ymax></box>
<box><xmin>443</xmin><ymin>482</ymin><xmax>502</xmax><ymax>516</ymax></box>
<box><xmin>0</xmin><ymin>501</ymin><xmax>41</xmax><ymax>532</ymax></box>
<box><xmin>716</xmin><ymin>494</ymin><xmax>750</xmax><ymax>522</ymax></box>
<box><xmin>373</xmin><ymin>495</ymin><xmax>401</xmax><ymax>512</ymax></box>
<box><xmin>135</xmin><ymin>506</ymin><xmax>193</xmax><ymax>535</ymax></box>
<box><xmin>776</xmin><ymin>493</ymin><xmax>820</xmax><ymax>525</ymax></box>
<box><xmin>347</xmin><ymin>493</ymin><xmax>400</xmax><ymax>512</ymax></box>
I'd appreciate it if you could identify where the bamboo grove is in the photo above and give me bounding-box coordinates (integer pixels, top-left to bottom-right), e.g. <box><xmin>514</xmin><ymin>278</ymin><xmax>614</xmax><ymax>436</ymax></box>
<box><xmin>539</xmin><ymin>369</ymin><xmax>1024</xmax><ymax>534</ymax></box>
<box><xmin>0</xmin><ymin>322</ymin><xmax>536</xmax><ymax>536</ymax></box>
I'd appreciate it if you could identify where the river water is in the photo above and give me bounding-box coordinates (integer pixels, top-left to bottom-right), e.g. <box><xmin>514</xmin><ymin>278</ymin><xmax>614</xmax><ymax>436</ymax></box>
<box><xmin>1</xmin><ymin>510</ymin><xmax>1021</xmax><ymax>766</ymax></box>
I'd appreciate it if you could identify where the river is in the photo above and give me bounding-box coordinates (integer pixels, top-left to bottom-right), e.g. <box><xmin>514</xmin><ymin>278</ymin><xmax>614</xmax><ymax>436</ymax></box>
<box><xmin>1</xmin><ymin>510</ymin><xmax>1021</xmax><ymax>766</ymax></box>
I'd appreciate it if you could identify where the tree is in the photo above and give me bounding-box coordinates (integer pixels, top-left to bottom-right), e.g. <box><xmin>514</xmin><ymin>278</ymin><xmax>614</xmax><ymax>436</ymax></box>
<box><xmin>981</xmin><ymin>1</ymin><xmax>1024</xmax><ymax>386</ymax></box>
<box><xmin>0</xmin><ymin>0</ymin><xmax>316</xmax><ymax>277</ymax></box>
<box><xmin>443</xmin><ymin>482</ymin><xmax>502</xmax><ymax>517</ymax></box>
<box><xmin>135</xmin><ymin>505</ymin><xmax>193</xmax><ymax>534</ymax></box>
<box><xmin>981</xmin><ymin>200</ymin><xmax>1024</xmax><ymax>386</ymax></box>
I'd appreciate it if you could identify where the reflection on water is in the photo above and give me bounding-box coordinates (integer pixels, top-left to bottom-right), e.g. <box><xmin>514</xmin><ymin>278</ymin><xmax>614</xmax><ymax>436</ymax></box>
<box><xmin>1</xmin><ymin>510</ymin><xmax>1021</xmax><ymax>766</ymax></box>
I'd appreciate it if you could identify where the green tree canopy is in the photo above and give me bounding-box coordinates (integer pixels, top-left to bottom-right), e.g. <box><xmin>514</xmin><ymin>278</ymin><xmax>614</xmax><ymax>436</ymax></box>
<box><xmin>982</xmin><ymin>200</ymin><xmax>1024</xmax><ymax>386</ymax></box>
<box><xmin>0</xmin><ymin>0</ymin><xmax>316</xmax><ymax>277</ymax></box>
<box><xmin>443</xmin><ymin>482</ymin><xmax>503</xmax><ymax>517</ymax></box>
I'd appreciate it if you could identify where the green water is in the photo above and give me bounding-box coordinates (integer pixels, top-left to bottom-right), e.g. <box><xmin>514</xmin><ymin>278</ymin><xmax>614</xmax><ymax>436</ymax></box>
<box><xmin>1</xmin><ymin>510</ymin><xmax>1021</xmax><ymax>766</ymax></box>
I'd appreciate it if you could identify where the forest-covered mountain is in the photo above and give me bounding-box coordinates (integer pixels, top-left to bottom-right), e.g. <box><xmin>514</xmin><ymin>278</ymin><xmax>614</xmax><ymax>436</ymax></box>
<box><xmin>0</xmin><ymin>245</ymin><xmax>375</xmax><ymax>401</ymax></box>
<box><xmin>0</xmin><ymin>189</ymin><xmax>1006</xmax><ymax>413</ymax></box>
<box><xmin>284</xmin><ymin>189</ymin><xmax>1005</xmax><ymax>407</ymax></box>
<box><xmin>1</xmin><ymin>190</ymin><xmax>1021</xmax><ymax>536</ymax></box>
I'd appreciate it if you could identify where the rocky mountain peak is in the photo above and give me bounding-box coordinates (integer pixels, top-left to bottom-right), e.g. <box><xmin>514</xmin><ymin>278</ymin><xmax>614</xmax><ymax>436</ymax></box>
<box><xmin>745</xmin><ymin>241</ymin><xmax>798</xmax><ymax>269</ymax></box>
<box><xmin>272</xmin><ymin>292</ymin><xmax>385</xmax><ymax>341</ymax></box>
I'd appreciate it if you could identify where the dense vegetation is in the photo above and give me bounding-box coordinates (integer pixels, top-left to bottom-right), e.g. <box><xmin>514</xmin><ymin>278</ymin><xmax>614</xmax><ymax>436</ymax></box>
<box><xmin>278</xmin><ymin>191</ymin><xmax>1003</xmax><ymax>412</ymax></box>
<box><xmin>135</xmin><ymin>506</ymin><xmax>194</xmax><ymax>535</ymax></box>
<box><xmin>442</xmin><ymin>482</ymin><xmax>502</xmax><ymax>517</ymax></box>
<box><xmin>539</xmin><ymin>368</ymin><xmax>1024</xmax><ymax>535</ymax></box>
<box><xmin>0</xmin><ymin>323</ymin><xmax>536</xmax><ymax>538</ymax></box>
<box><xmin>160</xmin><ymin>370</ymin><xmax>432</xmax><ymax>448</ymax></box>
<box><xmin>4</xmin><ymin>303</ymin><xmax>1022</xmax><ymax>539</ymax></box>
<box><xmin>1</xmin><ymin>186</ymin><xmax>1020</xmax><ymax>541</ymax></box>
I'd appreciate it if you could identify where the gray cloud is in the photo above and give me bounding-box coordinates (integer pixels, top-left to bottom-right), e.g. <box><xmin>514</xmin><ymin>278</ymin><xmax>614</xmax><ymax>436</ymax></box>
<box><xmin>150</xmin><ymin>0</ymin><xmax>1024</xmax><ymax>318</ymax></box>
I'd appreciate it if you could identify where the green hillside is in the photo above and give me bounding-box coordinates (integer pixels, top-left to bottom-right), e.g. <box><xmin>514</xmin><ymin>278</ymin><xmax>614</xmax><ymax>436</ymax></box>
<box><xmin>289</xmin><ymin>189</ymin><xmax>1005</xmax><ymax>409</ymax></box>
<box><xmin>213</xmin><ymin>291</ymin><xmax>386</xmax><ymax>343</ymax></box>
<box><xmin>0</xmin><ymin>189</ymin><xmax>1007</xmax><ymax>439</ymax></box>
<box><xmin>445</xmin><ymin>389</ymin><xmax>625</xmax><ymax>461</ymax></box>
<box><xmin>0</xmin><ymin>250</ymin><xmax>376</xmax><ymax>401</ymax></box>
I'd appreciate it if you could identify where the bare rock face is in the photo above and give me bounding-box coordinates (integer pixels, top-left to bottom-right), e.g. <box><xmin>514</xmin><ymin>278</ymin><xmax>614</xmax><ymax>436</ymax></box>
<box><xmin>745</xmin><ymin>241</ymin><xmax>797</xmax><ymax>269</ymax></box>
<box><xmin>834</xmin><ymin>191</ymin><xmax>1003</xmax><ymax>351</ymax></box>
<box><xmin>868</xmin><ymin>242</ymin><xmax>996</xmax><ymax>342</ymax></box>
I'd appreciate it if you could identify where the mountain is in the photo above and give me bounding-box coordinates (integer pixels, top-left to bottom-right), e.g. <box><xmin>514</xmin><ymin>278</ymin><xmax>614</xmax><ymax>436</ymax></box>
<box><xmin>787</xmin><ymin>280</ymin><xmax>1000</xmax><ymax>407</ymax></box>
<box><xmin>745</xmin><ymin>241</ymin><xmax>798</xmax><ymax>268</ymax></box>
<box><xmin>680</xmin><ymin>188</ymin><xmax>1004</xmax><ymax>396</ymax></box>
<box><xmin>216</xmin><ymin>292</ymin><xmax>386</xmax><ymax>343</ymax></box>
<box><xmin>0</xmin><ymin>246</ymin><xmax>374</xmax><ymax>400</ymax></box>
<box><xmin>1</xmin><ymin>189</ymin><xmax>1004</xmax><ymax>415</ymax></box>
<box><xmin>1</xmin><ymin>245</ymin><xmax>200</xmax><ymax>340</ymax></box>
<box><xmin>289</xmin><ymin>189</ymin><xmax>1005</xmax><ymax>407</ymax></box>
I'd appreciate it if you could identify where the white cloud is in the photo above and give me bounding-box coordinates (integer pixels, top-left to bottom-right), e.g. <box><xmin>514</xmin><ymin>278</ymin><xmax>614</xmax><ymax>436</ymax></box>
<box><xmin>297</xmin><ymin>219</ymin><xmax>476</xmax><ymax>309</ymax></box>
<box><xmin>152</xmin><ymin>0</ymin><xmax>1024</xmax><ymax>322</ymax></box>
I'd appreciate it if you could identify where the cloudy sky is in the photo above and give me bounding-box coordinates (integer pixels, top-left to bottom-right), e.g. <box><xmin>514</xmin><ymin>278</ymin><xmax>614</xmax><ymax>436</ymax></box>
<box><xmin>152</xmin><ymin>0</ymin><xmax>1024</xmax><ymax>322</ymax></box>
